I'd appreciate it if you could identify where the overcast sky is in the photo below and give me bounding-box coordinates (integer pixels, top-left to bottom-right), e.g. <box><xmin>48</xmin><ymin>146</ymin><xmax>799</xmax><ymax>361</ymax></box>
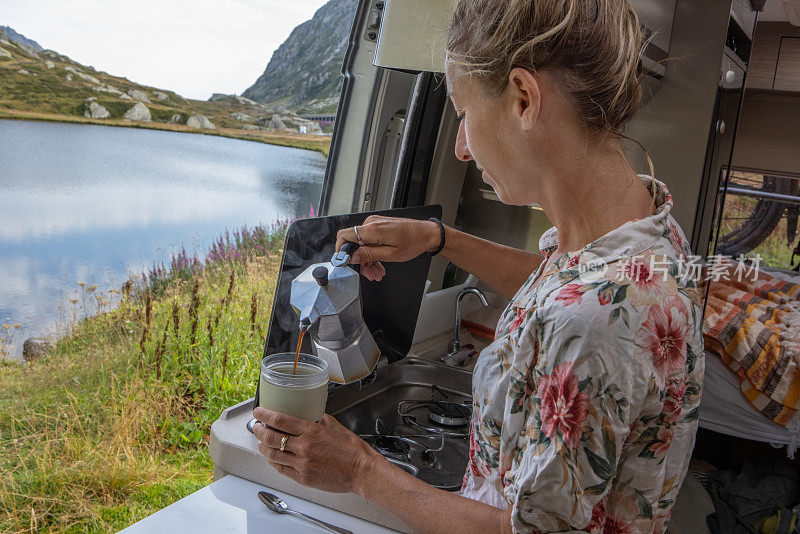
<box><xmin>0</xmin><ymin>0</ymin><xmax>330</xmax><ymax>100</ymax></box>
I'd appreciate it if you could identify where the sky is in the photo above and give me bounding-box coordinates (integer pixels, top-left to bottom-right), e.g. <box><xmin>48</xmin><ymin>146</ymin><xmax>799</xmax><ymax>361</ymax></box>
<box><xmin>0</xmin><ymin>0</ymin><xmax>330</xmax><ymax>100</ymax></box>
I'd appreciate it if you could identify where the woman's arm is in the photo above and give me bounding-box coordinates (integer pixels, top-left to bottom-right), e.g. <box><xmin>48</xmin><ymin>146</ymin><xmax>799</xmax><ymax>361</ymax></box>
<box><xmin>252</xmin><ymin>408</ymin><xmax>513</xmax><ymax>534</ymax></box>
<box><xmin>336</xmin><ymin>216</ymin><xmax>542</xmax><ymax>300</ymax></box>
<box><xmin>354</xmin><ymin>451</ymin><xmax>513</xmax><ymax>534</ymax></box>
<box><xmin>438</xmin><ymin>223</ymin><xmax>542</xmax><ymax>300</ymax></box>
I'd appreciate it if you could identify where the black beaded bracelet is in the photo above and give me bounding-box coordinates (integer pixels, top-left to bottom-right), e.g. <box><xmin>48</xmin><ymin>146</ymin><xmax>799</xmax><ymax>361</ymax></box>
<box><xmin>427</xmin><ymin>217</ymin><xmax>446</xmax><ymax>256</ymax></box>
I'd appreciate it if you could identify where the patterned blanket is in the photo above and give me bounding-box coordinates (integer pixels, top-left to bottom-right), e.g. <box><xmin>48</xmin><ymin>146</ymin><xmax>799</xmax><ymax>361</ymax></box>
<box><xmin>703</xmin><ymin>268</ymin><xmax>800</xmax><ymax>426</ymax></box>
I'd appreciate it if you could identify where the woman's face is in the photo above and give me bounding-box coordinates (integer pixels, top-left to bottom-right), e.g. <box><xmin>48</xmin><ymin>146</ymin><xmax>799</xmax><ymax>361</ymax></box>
<box><xmin>446</xmin><ymin>61</ymin><xmax>537</xmax><ymax>205</ymax></box>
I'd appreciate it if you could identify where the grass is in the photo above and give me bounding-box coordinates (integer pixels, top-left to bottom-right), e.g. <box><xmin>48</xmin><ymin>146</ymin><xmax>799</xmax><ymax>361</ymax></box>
<box><xmin>0</xmin><ymin>221</ymin><xmax>293</xmax><ymax>533</ymax></box>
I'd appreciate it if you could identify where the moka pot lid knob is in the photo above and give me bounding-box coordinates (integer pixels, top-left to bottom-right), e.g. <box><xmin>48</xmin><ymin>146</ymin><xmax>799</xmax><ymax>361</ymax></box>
<box><xmin>312</xmin><ymin>266</ymin><xmax>329</xmax><ymax>286</ymax></box>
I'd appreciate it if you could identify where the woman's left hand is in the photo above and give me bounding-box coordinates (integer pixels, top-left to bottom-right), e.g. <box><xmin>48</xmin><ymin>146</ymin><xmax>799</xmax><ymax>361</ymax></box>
<box><xmin>252</xmin><ymin>407</ymin><xmax>378</xmax><ymax>494</ymax></box>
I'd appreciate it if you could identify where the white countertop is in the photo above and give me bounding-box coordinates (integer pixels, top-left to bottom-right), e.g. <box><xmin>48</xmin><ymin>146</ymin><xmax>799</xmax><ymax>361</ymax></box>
<box><xmin>118</xmin><ymin>474</ymin><xmax>400</xmax><ymax>534</ymax></box>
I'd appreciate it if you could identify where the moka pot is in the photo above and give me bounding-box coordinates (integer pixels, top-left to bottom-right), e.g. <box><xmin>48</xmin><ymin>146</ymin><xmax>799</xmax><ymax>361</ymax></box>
<box><xmin>289</xmin><ymin>242</ymin><xmax>380</xmax><ymax>384</ymax></box>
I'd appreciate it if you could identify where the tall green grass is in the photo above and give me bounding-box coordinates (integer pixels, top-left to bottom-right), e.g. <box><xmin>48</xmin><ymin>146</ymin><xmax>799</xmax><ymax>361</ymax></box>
<box><xmin>0</xmin><ymin>222</ymin><xmax>291</xmax><ymax>533</ymax></box>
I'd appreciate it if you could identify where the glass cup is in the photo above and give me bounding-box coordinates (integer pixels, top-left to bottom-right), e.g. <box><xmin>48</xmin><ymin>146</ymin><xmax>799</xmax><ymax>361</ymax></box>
<box><xmin>259</xmin><ymin>353</ymin><xmax>329</xmax><ymax>422</ymax></box>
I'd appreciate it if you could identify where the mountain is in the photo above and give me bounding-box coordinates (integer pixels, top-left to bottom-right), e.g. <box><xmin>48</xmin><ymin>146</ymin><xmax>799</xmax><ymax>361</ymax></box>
<box><xmin>0</xmin><ymin>26</ymin><xmax>324</xmax><ymax>136</ymax></box>
<box><xmin>0</xmin><ymin>26</ymin><xmax>44</xmax><ymax>53</ymax></box>
<box><xmin>242</xmin><ymin>0</ymin><xmax>357</xmax><ymax>114</ymax></box>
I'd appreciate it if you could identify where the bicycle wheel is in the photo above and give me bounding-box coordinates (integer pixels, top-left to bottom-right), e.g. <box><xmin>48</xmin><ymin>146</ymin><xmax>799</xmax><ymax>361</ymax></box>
<box><xmin>717</xmin><ymin>173</ymin><xmax>791</xmax><ymax>257</ymax></box>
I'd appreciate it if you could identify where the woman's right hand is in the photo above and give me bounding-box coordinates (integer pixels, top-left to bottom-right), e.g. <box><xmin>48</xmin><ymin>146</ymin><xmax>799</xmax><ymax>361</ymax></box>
<box><xmin>335</xmin><ymin>216</ymin><xmax>440</xmax><ymax>282</ymax></box>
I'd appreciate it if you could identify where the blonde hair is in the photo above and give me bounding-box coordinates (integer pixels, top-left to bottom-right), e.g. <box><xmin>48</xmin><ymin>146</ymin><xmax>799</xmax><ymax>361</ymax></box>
<box><xmin>447</xmin><ymin>0</ymin><xmax>646</xmax><ymax>136</ymax></box>
<box><xmin>446</xmin><ymin>0</ymin><xmax>658</xmax><ymax>200</ymax></box>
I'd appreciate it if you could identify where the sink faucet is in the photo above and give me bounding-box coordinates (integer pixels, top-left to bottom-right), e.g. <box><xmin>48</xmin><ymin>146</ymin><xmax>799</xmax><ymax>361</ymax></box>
<box><xmin>441</xmin><ymin>287</ymin><xmax>488</xmax><ymax>367</ymax></box>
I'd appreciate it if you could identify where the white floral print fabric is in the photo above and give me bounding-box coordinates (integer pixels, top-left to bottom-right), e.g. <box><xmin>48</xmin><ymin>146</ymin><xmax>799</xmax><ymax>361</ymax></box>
<box><xmin>461</xmin><ymin>175</ymin><xmax>705</xmax><ymax>533</ymax></box>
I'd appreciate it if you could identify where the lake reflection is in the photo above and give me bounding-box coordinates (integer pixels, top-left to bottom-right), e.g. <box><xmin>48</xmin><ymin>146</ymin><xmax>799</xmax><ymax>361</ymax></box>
<box><xmin>0</xmin><ymin>119</ymin><xmax>326</xmax><ymax>357</ymax></box>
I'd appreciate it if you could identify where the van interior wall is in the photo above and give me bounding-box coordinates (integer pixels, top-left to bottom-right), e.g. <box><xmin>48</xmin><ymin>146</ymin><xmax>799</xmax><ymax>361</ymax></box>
<box><xmin>423</xmin><ymin>101</ymin><xmax>468</xmax><ymax>292</ymax></box>
<box><xmin>458</xmin><ymin>166</ymin><xmax>553</xmax><ymax>253</ymax></box>
<box><xmin>422</xmin><ymin>102</ymin><xmax>553</xmax><ymax>292</ymax></box>
<box><xmin>732</xmin><ymin>91</ymin><xmax>800</xmax><ymax>174</ymax></box>
<box><xmin>733</xmin><ymin>19</ymin><xmax>800</xmax><ymax>175</ymax></box>
<box><xmin>746</xmin><ymin>21</ymin><xmax>800</xmax><ymax>92</ymax></box>
<box><xmin>623</xmin><ymin>0</ymin><xmax>734</xmax><ymax>237</ymax></box>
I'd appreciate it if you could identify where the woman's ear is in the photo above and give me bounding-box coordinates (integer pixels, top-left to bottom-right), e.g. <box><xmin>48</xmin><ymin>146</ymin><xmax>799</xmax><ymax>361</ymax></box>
<box><xmin>507</xmin><ymin>67</ymin><xmax>541</xmax><ymax>131</ymax></box>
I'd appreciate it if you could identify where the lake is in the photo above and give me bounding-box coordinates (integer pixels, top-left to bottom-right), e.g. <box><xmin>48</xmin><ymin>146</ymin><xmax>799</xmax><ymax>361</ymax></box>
<box><xmin>0</xmin><ymin>119</ymin><xmax>326</xmax><ymax>359</ymax></box>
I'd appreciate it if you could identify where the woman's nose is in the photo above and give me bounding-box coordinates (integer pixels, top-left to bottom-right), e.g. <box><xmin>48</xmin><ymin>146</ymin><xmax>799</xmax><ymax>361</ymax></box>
<box><xmin>454</xmin><ymin>121</ymin><xmax>473</xmax><ymax>162</ymax></box>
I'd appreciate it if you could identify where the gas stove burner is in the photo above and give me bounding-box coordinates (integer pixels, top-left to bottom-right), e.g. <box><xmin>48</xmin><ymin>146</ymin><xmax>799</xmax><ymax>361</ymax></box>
<box><xmin>428</xmin><ymin>400</ymin><xmax>471</xmax><ymax>427</ymax></box>
<box><xmin>397</xmin><ymin>400</ymin><xmax>471</xmax><ymax>437</ymax></box>
<box><xmin>359</xmin><ymin>432</ymin><xmax>444</xmax><ymax>463</ymax></box>
<box><xmin>359</xmin><ymin>415</ymin><xmax>445</xmax><ymax>463</ymax></box>
<box><xmin>371</xmin><ymin>435</ymin><xmax>410</xmax><ymax>461</ymax></box>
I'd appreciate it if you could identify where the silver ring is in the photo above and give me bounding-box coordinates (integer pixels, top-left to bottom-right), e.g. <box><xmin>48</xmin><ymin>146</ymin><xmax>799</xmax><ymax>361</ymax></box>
<box><xmin>353</xmin><ymin>225</ymin><xmax>363</xmax><ymax>244</ymax></box>
<box><xmin>280</xmin><ymin>434</ymin><xmax>289</xmax><ymax>452</ymax></box>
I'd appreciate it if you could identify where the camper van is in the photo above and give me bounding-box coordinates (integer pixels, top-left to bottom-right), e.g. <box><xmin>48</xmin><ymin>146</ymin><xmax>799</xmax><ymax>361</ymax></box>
<box><xmin>121</xmin><ymin>0</ymin><xmax>800</xmax><ymax>532</ymax></box>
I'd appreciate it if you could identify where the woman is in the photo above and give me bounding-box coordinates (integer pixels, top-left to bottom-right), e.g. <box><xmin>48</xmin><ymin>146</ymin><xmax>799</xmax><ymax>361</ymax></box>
<box><xmin>253</xmin><ymin>0</ymin><xmax>704</xmax><ymax>532</ymax></box>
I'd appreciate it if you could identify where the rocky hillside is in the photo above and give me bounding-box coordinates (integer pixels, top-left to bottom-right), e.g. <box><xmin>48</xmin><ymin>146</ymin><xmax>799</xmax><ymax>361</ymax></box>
<box><xmin>0</xmin><ymin>25</ymin><xmax>43</xmax><ymax>53</ymax></box>
<box><xmin>0</xmin><ymin>26</ymin><xmax>323</xmax><ymax>135</ymax></box>
<box><xmin>242</xmin><ymin>0</ymin><xmax>357</xmax><ymax>114</ymax></box>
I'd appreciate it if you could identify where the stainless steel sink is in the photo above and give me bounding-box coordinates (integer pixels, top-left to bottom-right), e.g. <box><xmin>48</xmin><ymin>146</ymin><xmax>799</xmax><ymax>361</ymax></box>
<box><xmin>327</xmin><ymin>357</ymin><xmax>472</xmax><ymax>413</ymax></box>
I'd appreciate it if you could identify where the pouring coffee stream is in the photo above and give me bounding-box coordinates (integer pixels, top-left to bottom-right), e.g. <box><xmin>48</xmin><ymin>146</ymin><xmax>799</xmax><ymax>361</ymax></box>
<box><xmin>292</xmin><ymin>322</ymin><xmax>308</xmax><ymax>375</ymax></box>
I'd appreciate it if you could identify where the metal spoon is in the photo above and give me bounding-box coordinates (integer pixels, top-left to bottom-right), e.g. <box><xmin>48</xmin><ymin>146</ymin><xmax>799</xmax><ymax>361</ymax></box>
<box><xmin>258</xmin><ymin>491</ymin><xmax>353</xmax><ymax>534</ymax></box>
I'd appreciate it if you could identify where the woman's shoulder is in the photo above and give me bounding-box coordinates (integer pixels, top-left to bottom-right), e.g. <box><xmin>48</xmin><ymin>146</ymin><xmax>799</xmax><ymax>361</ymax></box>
<box><xmin>532</xmin><ymin>234</ymin><xmax>703</xmax><ymax>358</ymax></box>
<box><xmin>505</xmin><ymin>212</ymin><xmax>703</xmax><ymax>362</ymax></box>
<box><xmin>539</xmin><ymin>214</ymin><xmax>701</xmax><ymax>319</ymax></box>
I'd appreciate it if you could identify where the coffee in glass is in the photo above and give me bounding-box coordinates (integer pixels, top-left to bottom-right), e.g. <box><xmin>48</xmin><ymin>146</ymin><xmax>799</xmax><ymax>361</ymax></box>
<box><xmin>259</xmin><ymin>353</ymin><xmax>328</xmax><ymax>421</ymax></box>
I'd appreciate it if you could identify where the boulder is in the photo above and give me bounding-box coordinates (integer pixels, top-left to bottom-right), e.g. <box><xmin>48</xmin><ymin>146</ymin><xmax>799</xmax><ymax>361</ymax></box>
<box><xmin>254</xmin><ymin>113</ymin><xmax>321</xmax><ymax>134</ymax></box>
<box><xmin>23</xmin><ymin>338</ymin><xmax>52</xmax><ymax>363</ymax></box>
<box><xmin>119</xmin><ymin>93</ymin><xmax>132</xmax><ymax>100</ymax></box>
<box><xmin>93</xmin><ymin>84</ymin><xmax>122</xmax><ymax>95</ymax></box>
<box><xmin>152</xmin><ymin>91</ymin><xmax>169</xmax><ymax>101</ymax></box>
<box><xmin>267</xmin><ymin>114</ymin><xmax>286</xmax><ymax>130</ymax></box>
<box><xmin>126</xmin><ymin>88</ymin><xmax>151</xmax><ymax>103</ymax></box>
<box><xmin>230</xmin><ymin>112</ymin><xmax>252</xmax><ymax>122</ymax></box>
<box><xmin>168</xmin><ymin>113</ymin><xmax>182</xmax><ymax>124</ymax></box>
<box><xmin>236</xmin><ymin>95</ymin><xmax>259</xmax><ymax>106</ymax></box>
<box><xmin>186</xmin><ymin>114</ymin><xmax>215</xmax><ymax>129</ymax></box>
<box><xmin>65</xmin><ymin>73</ymin><xmax>72</xmax><ymax>81</ymax></box>
<box><xmin>64</xmin><ymin>65</ymin><xmax>100</xmax><ymax>85</ymax></box>
<box><xmin>241</xmin><ymin>124</ymin><xmax>260</xmax><ymax>131</ymax></box>
<box><xmin>17</xmin><ymin>69</ymin><xmax>31</xmax><ymax>75</ymax></box>
<box><xmin>85</xmin><ymin>96</ymin><xmax>97</xmax><ymax>102</ymax></box>
<box><xmin>296</xmin><ymin>118</ymin><xmax>323</xmax><ymax>134</ymax></box>
<box><xmin>123</xmin><ymin>102</ymin><xmax>151</xmax><ymax>122</ymax></box>
<box><xmin>84</xmin><ymin>101</ymin><xmax>111</xmax><ymax>119</ymax></box>
<box><xmin>45</xmin><ymin>60</ymin><xmax>54</xmax><ymax>69</ymax></box>
<box><xmin>0</xmin><ymin>47</ymin><xmax>11</xmax><ymax>59</ymax></box>
<box><xmin>208</xmin><ymin>93</ymin><xmax>259</xmax><ymax>106</ymax></box>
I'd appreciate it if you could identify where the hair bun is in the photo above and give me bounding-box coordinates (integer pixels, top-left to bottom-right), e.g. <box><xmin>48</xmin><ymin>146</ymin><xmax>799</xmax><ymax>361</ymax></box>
<box><xmin>447</xmin><ymin>0</ymin><xmax>645</xmax><ymax>136</ymax></box>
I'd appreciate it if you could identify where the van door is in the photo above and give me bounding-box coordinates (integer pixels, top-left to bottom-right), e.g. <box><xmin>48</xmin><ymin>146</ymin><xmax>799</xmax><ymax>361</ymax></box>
<box><xmin>320</xmin><ymin>0</ymin><xmax>418</xmax><ymax>216</ymax></box>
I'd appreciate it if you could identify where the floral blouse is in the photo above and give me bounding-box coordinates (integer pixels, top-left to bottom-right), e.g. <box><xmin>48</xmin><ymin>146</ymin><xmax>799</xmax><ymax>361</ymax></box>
<box><xmin>461</xmin><ymin>176</ymin><xmax>705</xmax><ymax>533</ymax></box>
